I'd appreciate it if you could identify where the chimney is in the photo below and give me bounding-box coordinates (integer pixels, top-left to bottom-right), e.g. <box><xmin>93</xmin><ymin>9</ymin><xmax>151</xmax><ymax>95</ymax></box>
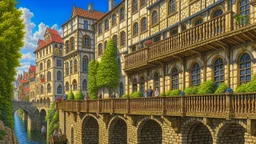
<box><xmin>108</xmin><ymin>0</ymin><xmax>116</xmax><ymax>11</ymax></box>
<box><xmin>88</xmin><ymin>2</ymin><xmax>93</xmax><ymax>11</ymax></box>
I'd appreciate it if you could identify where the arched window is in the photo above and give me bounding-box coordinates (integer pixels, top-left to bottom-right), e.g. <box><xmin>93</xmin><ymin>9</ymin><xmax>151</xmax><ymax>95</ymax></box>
<box><xmin>171</xmin><ymin>68</ymin><xmax>179</xmax><ymax>89</ymax></box>
<box><xmin>41</xmin><ymin>85</ymin><xmax>44</xmax><ymax>94</ymax></box>
<box><xmin>47</xmin><ymin>59</ymin><xmax>51</xmax><ymax>68</ymax></box>
<box><xmin>104</xmin><ymin>41</ymin><xmax>108</xmax><ymax>50</ymax></box>
<box><xmin>82</xmin><ymin>56</ymin><xmax>88</xmax><ymax>72</ymax></box>
<box><xmin>132</xmin><ymin>78</ymin><xmax>138</xmax><ymax>92</ymax></box>
<box><xmin>152</xmin><ymin>10</ymin><xmax>158</xmax><ymax>25</ymax></box>
<box><xmin>140</xmin><ymin>0</ymin><xmax>146</xmax><ymax>8</ymax></box>
<box><xmin>57</xmin><ymin>85</ymin><xmax>62</xmax><ymax>94</ymax></box>
<box><xmin>194</xmin><ymin>18</ymin><xmax>203</xmax><ymax>26</ymax></box>
<box><xmin>154</xmin><ymin>72</ymin><xmax>160</xmax><ymax>92</ymax></box>
<box><xmin>82</xmin><ymin>79</ymin><xmax>87</xmax><ymax>90</ymax></box>
<box><xmin>47</xmin><ymin>84</ymin><xmax>51</xmax><ymax>93</ymax></box>
<box><xmin>70</xmin><ymin>60</ymin><xmax>73</xmax><ymax>74</ymax></box>
<box><xmin>213</xmin><ymin>9</ymin><xmax>223</xmax><ymax>18</ymax></box>
<box><xmin>171</xmin><ymin>27</ymin><xmax>178</xmax><ymax>36</ymax></box>
<box><xmin>105</xmin><ymin>19</ymin><xmax>109</xmax><ymax>31</ymax></box>
<box><xmin>40</xmin><ymin>63</ymin><xmax>43</xmax><ymax>71</ymax></box>
<box><xmin>70</xmin><ymin>37</ymin><xmax>74</xmax><ymax>51</ymax></box>
<box><xmin>191</xmin><ymin>63</ymin><xmax>201</xmax><ymax>86</ymax></box>
<box><xmin>140</xmin><ymin>77</ymin><xmax>145</xmax><ymax>95</ymax></box>
<box><xmin>65</xmin><ymin>41</ymin><xmax>69</xmax><ymax>54</ymax></box>
<box><xmin>73</xmin><ymin>79</ymin><xmax>77</xmax><ymax>91</ymax></box>
<box><xmin>181</xmin><ymin>24</ymin><xmax>186</xmax><ymax>31</ymax></box>
<box><xmin>120</xmin><ymin>31</ymin><xmax>126</xmax><ymax>46</ymax></box>
<box><xmin>239</xmin><ymin>53</ymin><xmax>251</xmax><ymax>84</ymax></box>
<box><xmin>120</xmin><ymin>83</ymin><xmax>124</xmax><ymax>96</ymax></box>
<box><xmin>169</xmin><ymin>0</ymin><xmax>175</xmax><ymax>14</ymax></box>
<box><xmin>113</xmin><ymin>35</ymin><xmax>118</xmax><ymax>46</ymax></box>
<box><xmin>98</xmin><ymin>43</ymin><xmax>103</xmax><ymax>56</ymax></box>
<box><xmin>112</xmin><ymin>14</ymin><xmax>117</xmax><ymax>26</ymax></box>
<box><xmin>120</xmin><ymin>7</ymin><xmax>125</xmax><ymax>21</ymax></box>
<box><xmin>65</xmin><ymin>62</ymin><xmax>69</xmax><ymax>76</ymax></box>
<box><xmin>98</xmin><ymin>23</ymin><xmax>102</xmax><ymax>34</ymax></box>
<box><xmin>47</xmin><ymin>71</ymin><xmax>51</xmax><ymax>81</ymax></box>
<box><xmin>132</xmin><ymin>0</ymin><xmax>138</xmax><ymax>13</ymax></box>
<box><xmin>133</xmin><ymin>22</ymin><xmax>139</xmax><ymax>36</ymax></box>
<box><xmin>65</xmin><ymin>82</ymin><xmax>69</xmax><ymax>91</ymax></box>
<box><xmin>74</xmin><ymin>59</ymin><xmax>78</xmax><ymax>73</ymax></box>
<box><xmin>57</xmin><ymin>71</ymin><xmax>62</xmax><ymax>81</ymax></box>
<box><xmin>214</xmin><ymin>58</ymin><xmax>224</xmax><ymax>86</ymax></box>
<box><xmin>141</xmin><ymin>17</ymin><xmax>147</xmax><ymax>32</ymax></box>
<box><xmin>83</xmin><ymin>36</ymin><xmax>90</xmax><ymax>47</ymax></box>
<box><xmin>240</xmin><ymin>0</ymin><xmax>250</xmax><ymax>16</ymax></box>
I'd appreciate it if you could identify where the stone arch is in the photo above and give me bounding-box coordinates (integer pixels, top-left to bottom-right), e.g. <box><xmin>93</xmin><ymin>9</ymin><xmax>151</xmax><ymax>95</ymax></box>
<box><xmin>137</xmin><ymin>117</ymin><xmax>162</xmax><ymax>144</ymax></box>
<box><xmin>234</xmin><ymin>50</ymin><xmax>254</xmax><ymax>64</ymax></box>
<box><xmin>40</xmin><ymin>109</ymin><xmax>47</xmax><ymax>127</ymax></box>
<box><xmin>81</xmin><ymin>115</ymin><xmax>99</xmax><ymax>144</ymax></box>
<box><xmin>108</xmin><ymin>116</ymin><xmax>127</xmax><ymax>144</ymax></box>
<box><xmin>210</xmin><ymin>6</ymin><xmax>224</xmax><ymax>18</ymax></box>
<box><xmin>181</xmin><ymin>118</ymin><xmax>214</xmax><ymax>144</ymax></box>
<box><xmin>216</xmin><ymin>121</ymin><xmax>246</xmax><ymax>144</ymax></box>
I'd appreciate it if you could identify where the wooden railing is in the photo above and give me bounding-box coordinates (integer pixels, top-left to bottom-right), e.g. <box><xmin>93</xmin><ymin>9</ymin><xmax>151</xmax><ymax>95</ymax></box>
<box><xmin>57</xmin><ymin>93</ymin><xmax>256</xmax><ymax>119</ymax></box>
<box><xmin>124</xmin><ymin>48</ymin><xmax>148</xmax><ymax>70</ymax></box>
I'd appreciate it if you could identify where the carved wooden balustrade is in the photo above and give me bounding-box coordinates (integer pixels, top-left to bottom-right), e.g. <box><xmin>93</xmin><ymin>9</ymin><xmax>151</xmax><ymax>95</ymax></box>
<box><xmin>57</xmin><ymin>93</ymin><xmax>256</xmax><ymax>119</ymax></box>
<box><xmin>124</xmin><ymin>48</ymin><xmax>148</xmax><ymax>70</ymax></box>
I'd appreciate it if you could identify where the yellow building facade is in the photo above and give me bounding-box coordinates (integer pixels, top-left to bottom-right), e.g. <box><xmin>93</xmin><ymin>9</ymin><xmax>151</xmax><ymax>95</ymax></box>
<box><xmin>96</xmin><ymin>0</ymin><xmax>256</xmax><ymax>96</ymax></box>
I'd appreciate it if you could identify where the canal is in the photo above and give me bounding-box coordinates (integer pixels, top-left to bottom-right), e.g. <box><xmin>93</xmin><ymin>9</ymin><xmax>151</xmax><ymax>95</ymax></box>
<box><xmin>14</xmin><ymin>112</ymin><xmax>45</xmax><ymax>144</ymax></box>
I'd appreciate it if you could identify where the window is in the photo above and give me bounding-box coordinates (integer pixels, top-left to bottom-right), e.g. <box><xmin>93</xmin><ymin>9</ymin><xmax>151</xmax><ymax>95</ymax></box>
<box><xmin>40</xmin><ymin>63</ymin><xmax>43</xmax><ymax>71</ymax></box>
<box><xmin>119</xmin><ymin>83</ymin><xmax>124</xmax><ymax>96</ymax></box>
<box><xmin>171</xmin><ymin>68</ymin><xmax>179</xmax><ymax>89</ymax></box>
<box><xmin>112</xmin><ymin>14</ymin><xmax>117</xmax><ymax>26</ymax></box>
<box><xmin>98</xmin><ymin>43</ymin><xmax>103</xmax><ymax>56</ymax></box>
<box><xmin>82</xmin><ymin>56</ymin><xmax>88</xmax><ymax>72</ymax></box>
<box><xmin>57</xmin><ymin>71</ymin><xmax>62</xmax><ymax>81</ymax></box>
<box><xmin>47</xmin><ymin>84</ymin><xmax>51</xmax><ymax>93</ymax></box>
<box><xmin>154</xmin><ymin>72</ymin><xmax>160</xmax><ymax>92</ymax></box>
<box><xmin>70</xmin><ymin>37</ymin><xmax>74</xmax><ymax>51</ymax></box>
<box><xmin>47</xmin><ymin>71</ymin><xmax>51</xmax><ymax>81</ymax></box>
<box><xmin>82</xmin><ymin>79</ymin><xmax>87</xmax><ymax>90</ymax></box>
<box><xmin>113</xmin><ymin>35</ymin><xmax>118</xmax><ymax>46</ymax></box>
<box><xmin>47</xmin><ymin>59</ymin><xmax>51</xmax><ymax>68</ymax></box>
<box><xmin>65</xmin><ymin>62</ymin><xmax>69</xmax><ymax>76</ymax></box>
<box><xmin>73</xmin><ymin>79</ymin><xmax>77</xmax><ymax>91</ymax></box>
<box><xmin>105</xmin><ymin>19</ymin><xmax>109</xmax><ymax>31</ymax></box>
<box><xmin>141</xmin><ymin>17</ymin><xmax>147</xmax><ymax>32</ymax></box>
<box><xmin>239</xmin><ymin>53</ymin><xmax>251</xmax><ymax>84</ymax></box>
<box><xmin>65</xmin><ymin>41</ymin><xmax>69</xmax><ymax>54</ymax></box>
<box><xmin>104</xmin><ymin>41</ymin><xmax>107</xmax><ymax>50</ymax></box>
<box><xmin>153</xmin><ymin>35</ymin><xmax>161</xmax><ymax>42</ymax></box>
<box><xmin>120</xmin><ymin>31</ymin><xmax>126</xmax><ymax>46</ymax></box>
<box><xmin>74</xmin><ymin>59</ymin><xmax>78</xmax><ymax>73</ymax></box>
<box><xmin>213</xmin><ymin>9</ymin><xmax>223</xmax><ymax>18</ymax></box>
<box><xmin>140</xmin><ymin>0</ymin><xmax>146</xmax><ymax>8</ymax></box>
<box><xmin>194</xmin><ymin>18</ymin><xmax>203</xmax><ymax>26</ymax></box>
<box><xmin>120</xmin><ymin>7</ymin><xmax>125</xmax><ymax>21</ymax></box>
<box><xmin>171</xmin><ymin>27</ymin><xmax>178</xmax><ymax>36</ymax></box>
<box><xmin>140</xmin><ymin>77</ymin><xmax>145</xmax><ymax>95</ymax></box>
<box><xmin>98</xmin><ymin>23</ymin><xmax>102</xmax><ymax>34</ymax></box>
<box><xmin>214</xmin><ymin>58</ymin><xmax>224</xmax><ymax>86</ymax></box>
<box><xmin>133</xmin><ymin>22</ymin><xmax>139</xmax><ymax>36</ymax></box>
<box><xmin>132</xmin><ymin>78</ymin><xmax>138</xmax><ymax>92</ymax></box>
<box><xmin>41</xmin><ymin>85</ymin><xmax>44</xmax><ymax>94</ymax></box>
<box><xmin>169</xmin><ymin>0</ymin><xmax>176</xmax><ymax>14</ymax></box>
<box><xmin>65</xmin><ymin>82</ymin><xmax>69</xmax><ymax>91</ymax></box>
<box><xmin>191</xmin><ymin>62</ymin><xmax>201</xmax><ymax>86</ymax></box>
<box><xmin>84</xmin><ymin>20</ymin><xmax>88</xmax><ymax>30</ymax></box>
<box><xmin>56</xmin><ymin>59</ymin><xmax>62</xmax><ymax>67</ymax></box>
<box><xmin>132</xmin><ymin>0</ymin><xmax>138</xmax><ymax>13</ymax></box>
<box><xmin>240</xmin><ymin>0</ymin><xmax>250</xmax><ymax>16</ymax></box>
<box><xmin>70</xmin><ymin>60</ymin><xmax>73</xmax><ymax>74</ymax></box>
<box><xmin>152</xmin><ymin>10</ymin><xmax>158</xmax><ymax>25</ymax></box>
<box><xmin>57</xmin><ymin>85</ymin><xmax>62</xmax><ymax>94</ymax></box>
<box><xmin>84</xmin><ymin>36</ymin><xmax>90</xmax><ymax>47</ymax></box>
<box><xmin>181</xmin><ymin>24</ymin><xmax>187</xmax><ymax>31</ymax></box>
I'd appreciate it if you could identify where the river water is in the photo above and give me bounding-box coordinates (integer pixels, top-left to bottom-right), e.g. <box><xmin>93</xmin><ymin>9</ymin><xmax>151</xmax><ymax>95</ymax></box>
<box><xmin>14</xmin><ymin>113</ymin><xmax>45</xmax><ymax>144</ymax></box>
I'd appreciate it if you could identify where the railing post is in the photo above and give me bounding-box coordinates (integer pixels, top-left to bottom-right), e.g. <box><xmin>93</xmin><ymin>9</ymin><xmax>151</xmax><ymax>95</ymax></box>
<box><xmin>180</xmin><ymin>94</ymin><xmax>186</xmax><ymax>117</ymax></box>
<box><xmin>86</xmin><ymin>100</ymin><xmax>89</xmax><ymax>112</ymax></box>
<box><xmin>225</xmin><ymin>93</ymin><xmax>233</xmax><ymax>120</ymax></box>
<box><xmin>111</xmin><ymin>99</ymin><xmax>114</xmax><ymax>113</ymax></box>
<box><xmin>126</xmin><ymin>97</ymin><xmax>130</xmax><ymax>114</ymax></box>
<box><xmin>97</xmin><ymin>99</ymin><xmax>101</xmax><ymax>113</ymax></box>
<box><xmin>162</xmin><ymin>97</ymin><xmax>166</xmax><ymax>115</ymax></box>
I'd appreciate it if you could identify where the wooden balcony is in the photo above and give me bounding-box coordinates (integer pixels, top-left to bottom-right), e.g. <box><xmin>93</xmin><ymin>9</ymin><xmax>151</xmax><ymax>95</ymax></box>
<box><xmin>124</xmin><ymin>11</ymin><xmax>256</xmax><ymax>72</ymax></box>
<box><xmin>56</xmin><ymin>93</ymin><xmax>256</xmax><ymax>119</ymax></box>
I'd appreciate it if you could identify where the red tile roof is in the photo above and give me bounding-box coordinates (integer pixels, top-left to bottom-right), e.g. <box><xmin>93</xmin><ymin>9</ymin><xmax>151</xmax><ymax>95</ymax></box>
<box><xmin>29</xmin><ymin>65</ymin><xmax>36</xmax><ymax>73</ymax></box>
<box><xmin>24</xmin><ymin>87</ymin><xmax>30</xmax><ymax>93</ymax></box>
<box><xmin>21</xmin><ymin>79</ymin><xmax>29</xmax><ymax>84</ymax></box>
<box><xmin>34</xmin><ymin>28</ymin><xmax>63</xmax><ymax>53</ymax></box>
<box><xmin>72</xmin><ymin>6</ymin><xmax>105</xmax><ymax>20</ymax></box>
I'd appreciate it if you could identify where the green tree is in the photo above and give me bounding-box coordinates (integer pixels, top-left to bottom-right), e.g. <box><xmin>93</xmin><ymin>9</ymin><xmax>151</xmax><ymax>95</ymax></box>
<box><xmin>67</xmin><ymin>91</ymin><xmax>75</xmax><ymax>100</ymax></box>
<box><xmin>0</xmin><ymin>0</ymin><xmax>25</xmax><ymax>128</ymax></box>
<box><xmin>97</xmin><ymin>39</ymin><xmax>119</xmax><ymax>94</ymax></box>
<box><xmin>75</xmin><ymin>90</ymin><xmax>84</xmax><ymax>100</ymax></box>
<box><xmin>88</xmin><ymin>60</ymin><xmax>98</xmax><ymax>99</ymax></box>
<box><xmin>46</xmin><ymin>103</ymin><xmax>59</xmax><ymax>142</ymax></box>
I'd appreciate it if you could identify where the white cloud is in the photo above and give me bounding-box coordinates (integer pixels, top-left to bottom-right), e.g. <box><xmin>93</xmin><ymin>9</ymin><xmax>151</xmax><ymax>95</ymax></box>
<box><xmin>21</xmin><ymin>52</ymin><xmax>35</xmax><ymax>60</ymax></box>
<box><xmin>16</xmin><ymin>62</ymin><xmax>32</xmax><ymax>75</ymax></box>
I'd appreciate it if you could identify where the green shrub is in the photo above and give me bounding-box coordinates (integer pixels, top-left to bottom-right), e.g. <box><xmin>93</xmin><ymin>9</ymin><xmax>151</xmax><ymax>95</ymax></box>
<box><xmin>75</xmin><ymin>90</ymin><xmax>84</xmax><ymax>100</ymax></box>
<box><xmin>122</xmin><ymin>94</ymin><xmax>128</xmax><ymax>98</ymax></box>
<box><xmin>184</xmin><ymin>86</ymin><xmax>199</xmax><ymax>95</ymax></box>
<box><xmin>68</xmin><ymin>91</ymin><xmax>75</xmax><ymax>100</ymax></box>
<box><xmin>235</xmin><ymin>83</ymin><xmax>249</xmax><ymax>93</ymax></box>
<box><xmin>215</xmin><ymin>83</ymin><xmax>229</xmax><ymax>94</ymax></box>
<box><xmin>160</xmin><ymin>92</ymin><xmax>165</xmax><ymax>97</ymax></box>
<box><xmin>130</xmin><ymin>91</ymin><xmax>142</xmax><ymax>98</ymax></box>
<box><xmin>198</xmin><ymin>80</ymin><xmax>217</xmax><ymax>94</ymax></box>
<box><xmin>169</xmin><ymin>89</ymin><xmax>181</xmax><ymax>96</ymax></box>
<box><xmin>165</xmin><ymin>90</ymin><xmax>171</xmax><ymax>96</ymax></box>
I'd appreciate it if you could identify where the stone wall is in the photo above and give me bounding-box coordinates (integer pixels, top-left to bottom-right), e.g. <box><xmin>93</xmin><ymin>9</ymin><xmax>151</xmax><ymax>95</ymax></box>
<box><xmin>0</xmin><ymin>121</ymin><xmax>17</xmax><ymax>144</ymax></box>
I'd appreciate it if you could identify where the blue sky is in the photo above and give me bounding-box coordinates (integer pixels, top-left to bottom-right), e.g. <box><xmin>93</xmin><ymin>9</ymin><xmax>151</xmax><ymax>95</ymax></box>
<box><xmin>16</xmin><ymin>0</ymin><xmax>121</xmax><ymax>75</ymax></box>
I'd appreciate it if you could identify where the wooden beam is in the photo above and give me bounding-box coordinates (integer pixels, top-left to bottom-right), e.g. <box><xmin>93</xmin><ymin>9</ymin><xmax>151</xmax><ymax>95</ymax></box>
<box><xmin>234</xmin><ymin>35</ymin><xmax>246</xmax><ymax>43</ymax></box>
<box><xmin>242</xmin><ymin>33</ymin><xmax>255</xmax><ymax>42</ymax></box>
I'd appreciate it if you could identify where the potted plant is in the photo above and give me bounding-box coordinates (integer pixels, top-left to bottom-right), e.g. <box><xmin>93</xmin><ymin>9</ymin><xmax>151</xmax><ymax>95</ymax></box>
<box><xmin>144</xmin><ymin>40</ymin><xmax>153</xmax><ymax>48</ymax></box>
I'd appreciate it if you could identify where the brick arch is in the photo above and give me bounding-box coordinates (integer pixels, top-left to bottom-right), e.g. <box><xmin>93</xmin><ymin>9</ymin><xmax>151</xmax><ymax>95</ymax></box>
<box><xmin>137</xmin><ymin>117</ymin><xmax>162</xmax><ymax>144</ymax></box>
<box><xmin>181</xmin><ymin>118</ymin><xmax>214</xmax><ymax>144</ymax></box>
<box><xmin>81</xmin><ymin>115</ymin><xmax>99</xmax><ymax>144</ymax></box>
<box><xmin>215</xmin><ymin>120</ymin><xmax>246</xmax><ymax>144</ymax></box>
<box><xmin>108</xmin><ymin>116</ymin><xmax>127</xmax><ymax>144</ymax></box>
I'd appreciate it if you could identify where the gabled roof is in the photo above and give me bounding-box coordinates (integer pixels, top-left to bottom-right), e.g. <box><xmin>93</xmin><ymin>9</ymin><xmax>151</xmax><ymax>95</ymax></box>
<box><xmin>34</xmin><ymin>28</ymin><xmax>63</xmax><ymax>53</ymax></box>
<box><xmin>72</xmin><ymin>6</ymin><xmax>105</xmax><ymax>20</ymax></box>
<box><xmin>29</xmin><ymin>65</ymin><xmax>36</xmax><ymax>73</ymax></box>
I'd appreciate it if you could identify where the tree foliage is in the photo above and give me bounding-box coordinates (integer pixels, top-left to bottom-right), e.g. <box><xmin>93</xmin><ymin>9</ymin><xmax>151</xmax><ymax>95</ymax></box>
<box><xmin>46</xmin><ymin>103</ymin><xmax>59</xmax><ymax>142</ymax></box>
<box><xmin>67</xmin><ymin>91</ymin><xmax>74</xmax><ymax>100</ymax></box>
<box><xmin>0</xmin><ymin>0</ymin><xmax>25</xmax><ymax>128</ymax></box>
<box><xmin>75</xmin><ymin>90</ymin><xmax>84</xmax><ymax>100</ymax></box>
<box><xmin>96</xmin><ymin>39</ymin><xmax>119</xmax><ymax>90</ymax></box>
<box><xmin>88</xmin><ymin>60</ymin><xmax>98</xmax><ymax>99</ymax></box>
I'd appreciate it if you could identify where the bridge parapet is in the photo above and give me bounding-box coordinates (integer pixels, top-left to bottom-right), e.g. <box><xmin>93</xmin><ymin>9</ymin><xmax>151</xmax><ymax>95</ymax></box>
<box><xmin>56</xmin><ymin>92</ymin><xmax>256</xmax><ymax>119</ymax></box>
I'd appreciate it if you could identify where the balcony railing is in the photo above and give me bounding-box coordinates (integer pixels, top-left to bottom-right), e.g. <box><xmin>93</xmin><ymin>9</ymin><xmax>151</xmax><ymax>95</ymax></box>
<box><xmin>124</xmin><ymin>11</ymin><xmax>256</xmax><ymax>71</ymax></box>
<box><xmin>57</xmin><ymin>93</ymin><xmax>256</xmax><ymax>119</ymax></box>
